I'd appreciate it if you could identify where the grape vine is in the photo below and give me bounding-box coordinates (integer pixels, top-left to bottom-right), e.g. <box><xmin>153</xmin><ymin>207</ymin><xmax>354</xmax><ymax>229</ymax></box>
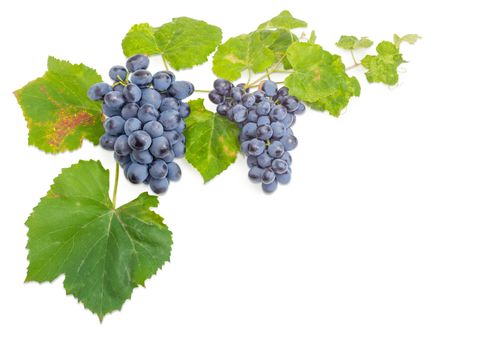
<box><xmin>14</xmin><ymin>10</ymin><xmax>419</xmax><ymax>320</ymax></box>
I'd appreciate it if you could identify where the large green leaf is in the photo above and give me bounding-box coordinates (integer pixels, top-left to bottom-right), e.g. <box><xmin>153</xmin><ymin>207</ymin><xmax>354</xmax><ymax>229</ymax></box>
<box><xmin>122</xmin><ymin>17</ymin><xmax>222</xmax><ymax>70</ymax></box>
<box><xmin>14</xmin><ymin>57</ymin><xmax>104</xmax><ymax>153</ymax></box>
<box><xmin>336</xmin><ymin>35</ymin><xmax>373</xmax><ymax>50</ymax></box>
<box><xmin>185</xmin><ymin>99</ymin><xmax>239</xmax><ymax>182</ymax></box>
<box><xmin>212</xmin><ymin>32</ymin><xmax>276</xmax><ymax>81</ymax></box>
<box><xmin>257</xmin><ymin>10</ymin><xmax>307</xmax><ymax>30</ymax></box>
<box><xmin>26</xmin><ymin>160</ymin><xmax>172</xmax><ymax>320</ymax></box>
<box><xmin>284</xmin><ymin>42</ymin><xmax>361</xmax><ymax>117</ymax></box>
<box><xmin>361</xmin><ymin>41</ymin><xmax>404</xmax><ymax>85</ymax></box>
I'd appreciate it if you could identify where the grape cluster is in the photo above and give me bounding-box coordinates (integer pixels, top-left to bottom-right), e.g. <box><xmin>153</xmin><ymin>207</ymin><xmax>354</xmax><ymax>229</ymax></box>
<box><xmin>208</xmin><ymin>79</ymin><xmax>304</xmax><ymax>193</ymax></box>
<box><xmin>87</xmin><ymin>54</ymin><xmax>194</xmax><ymax>194</ymax></box>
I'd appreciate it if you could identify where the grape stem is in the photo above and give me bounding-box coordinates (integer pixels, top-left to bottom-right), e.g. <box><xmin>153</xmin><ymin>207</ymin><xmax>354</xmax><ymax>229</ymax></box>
<box><xmin>195</xmin><ymin>89</ymin><xmax>211</xmax><ymax>93</ymax></box>
<box><xmin>346</xmin><ymin>63</ymin><xmax>361</xmax><ymax>71</ymax></box>
<box><xmin>246</xmin><ymin>54</ymin><xmax>289</xmax><ymax>88</ymax></box>
<box><xmin>112</xmin><ymin>162</ymin><xmax>120</xmax><ymax>208</ymax></box>
<box><xmin>350</xmin><ymin>50</ymin><xmax>359</xmax><ymax>66</ymax></box>
<box><xmin>161</xmin><ymin>55</ymin><xmax>170</xmax><ymax>71</ymax></box>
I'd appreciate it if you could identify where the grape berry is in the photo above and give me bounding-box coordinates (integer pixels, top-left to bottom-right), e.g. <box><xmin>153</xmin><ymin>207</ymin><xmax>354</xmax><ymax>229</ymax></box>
<box><xmin>88</xmin><ymin>54</ymin><xmax>194</xmax><ymax>194</ymax></box>
<box><xmin>209</xmin><ymin>79</ymin><xmax>304</xmax><ymax>193</ymax></box>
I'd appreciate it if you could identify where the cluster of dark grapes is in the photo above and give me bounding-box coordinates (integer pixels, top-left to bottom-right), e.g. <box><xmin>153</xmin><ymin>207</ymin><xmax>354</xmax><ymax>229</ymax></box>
<box><xmin>87</xmin><ymin>54</ymin><xmax>194</xmax><ymax>194</ymax></box>
<box><xmin>208</xmin><ymin>79</ymin><xmax>304</xmax><ymax>193</ymax></box>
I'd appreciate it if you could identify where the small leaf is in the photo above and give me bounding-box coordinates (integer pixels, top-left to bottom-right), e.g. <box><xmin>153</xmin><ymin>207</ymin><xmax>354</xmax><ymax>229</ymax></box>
<box><xmin>393</xmin><ymin>33</ymin><xmax>421</xmax><ymax>48</ymax></box>
<box><xmin>336</xmin><ymin>35</ymin><xmax>373</xmax><ymax>50</ymax></box>
<box><xmin>26</xmin><ymin>160</ymin><xmax>172</xmax><ymax>320</ymax></box>
<box><xmin>122</xmin><ymin>17</ymin><xmax>222</xmax><ymax>70</ymax></box>
<box><xmin>212</xmin><ymin>32</ymin><xmax>276</xmax><ymax>81</ymax></box>
<box><xmin>308</xmin><ymin>30</ymin><xmax>317</xmax><ymax>44</ymax></box>
<box><xmin>14</xmin><ymin>57</ymin><xmax>104</xmax><ymax>153</ymax></box>
<box><xmin>284</xmin><ymin>42</ymin><xmax>361</xmax><ymax>117</ymax></box>
<box><xmin>185</xmin><ymin>99</ymin><xmax>239</xmax><ymax>182</ymax></box>
<box><xmin>361</xmin><ymin>41</ymin><xmax>404</xmax><ymax>85</ymax></box>
<box><xmin>257</xmin><ymin>10</ymin><xmax>307</xmax><ymax>30</ymax></box>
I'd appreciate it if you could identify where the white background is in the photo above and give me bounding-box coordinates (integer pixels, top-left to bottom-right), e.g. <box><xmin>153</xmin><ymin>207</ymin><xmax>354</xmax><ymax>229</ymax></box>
<box><xmin>1</xmin><ymin>0</ymin><xmax>482</xmax><ymax>348</ymax></box>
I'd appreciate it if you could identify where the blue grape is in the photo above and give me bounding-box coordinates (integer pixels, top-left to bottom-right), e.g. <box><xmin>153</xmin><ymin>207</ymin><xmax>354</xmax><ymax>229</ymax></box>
<box><xmin>149</xmin><ymin>136</ymin><xmax>171</xmax><ymax>158</ymax></box>
<box><xmin>131</xmin><ymin>150</ymin><xmax>154</xmax><ymax>164</ymax></box>
<box><xmin>281</xmin><ymin>151</ymin><xmax>292</xmax><ymax>165</ymax></box>
<box><xmin>100</xmin><ymin>134</ymin><xmax>117</xmax><ymax>150</ymax></box>
<box><xmin>152</xmin><ymin>71</ymin><xmax>172</xmax><ymax>91</ymax></box>
<box><xmin>137</xmin><ymin>104</ymin><xmax>159</xmax><ymax>123</ymax></box>
<box><xmin>248</xmin><ymin>166</ymin><xmax>264</xmax><ymax>182</ymax></box>
<box><xmin>253</xmin><ymin>91</ymin><xmax>265</xmax><ymax>102</ymax></box>
<box><xmin>102</xmin><ymin>103</ymin><xmax>120</xmax><ymax>117</ymax></box>
<box><xmin>149</xmin><ymin>177</ymin><xmax>169</xmax><ymax>194</ymax></box>
<box><xmin>261</xmin><ymin>169</ymin><xmax>276</xmax><ymax>184</ymax></box>
<box><xmin>114</xmin><ymin>135</ymin><xmax>131</xmax><ymax>156</ymax></box>
<box><xmin>247</xmin><ymin>109</ymin><xmax>258</xmax><ymax>122</ymax></box>
<box><xmin>271</xmin><ymin>122</ymin><xmax>285</xmax><ymax>139</ymax></box>
<box><xmin>269</xmin><ymin>105</ymin><xmax>287</xmax><ymax>121</ymax></box>
<box><xmin>114</xmin><ymin>153</ymin><xmax>131</xmax><ymax>166</ymax></box>
<box><xmin>281</xmin><ymin>135</ymin><xmax>298</xmax><ymax>151</ymax></box>
<box><xmin>159</xmin><ymin>97</ymin><xmax>180</xmax><ymax>112</ymax></box>
<box><xmin>113</xmin><ymin>85</ymin><xmax>124</xmax><ymax>92</ymax></box>
<box><xmin>163</xmin><ymin>131</ymin><xmax>181</xmax><ymax>145</ymax></box>
<box><xmin>175</xmin><ymin>120</ymin><xmax>186</xmax><ymax>133</ymax></box>
<box><xmin>217</xmin><ymin>103</ymin><xmax>230</xmax><ymax>116</ymax></box>
<box><xmin>173</xmin><ymin>141</ymin><xmax>185</xmax><ymax>157</ymax></box>
<box><xmin>272</xmin><ymin>159</ymin><xmax>289</xmax><ymax>174</ymax></box>
<box><xmin>276</xmin><ymin>171</ymin><xmax>291</xmax><ymax>185</ymax></box>
<box><xmin>257</xmin><ymin>152</ymin><xmax>273</xmax><ymax>168</ymax></box>
<box><xmin>262</xmin><ymin>80</ymin><xmax>278</xmax><ymax>97</ymax></box>
<box><xmin>230</xmin><ymin>87</ymin><xmax>244</xmax><ymax>101</ymax></box>
<box><xmin>178</xmin><ymin>102</ymin><xmax>190</xmax><ymax>118</ymax></box>
<box><xmin>168</xmin><ymin>81</ymin><xmax>194</xmax><ymax>100</ymax></box>
<box><xmin>131</xmin><ymin>69</ymin><xmax>152</xmax><ymax>86</ymax></box>
<box><xmin>256</xmin><ymin>101</ymin><xmax>271</xmax><ymax>116</ymax></box>
<box><xmin>121</xmin><ymin>103</ymin><xmax>139</xmax><ymax>119</ymax></box>
<box><xmin>159</xmin><ymin>110</ymin><xmax>181</xmax><ymax>130</ymax></box>
<box><xmin>295</xmin><ymin>103</ymin><xmax>306</xmax><ymax>114</ymax></box>
<box><xmin>262</xmin><ymin>179</ymin><xmax>278</xmax><ymax>193</ymax></box>
<box><xmin>267</xmin><ymin>141</ymin><xmax>285</xmax><ymax>158</ymax></box>
<box><xmin>124</xmin><ymin>117</ymin><xmax>142</xmax><ymax>135</ymax></box>
<box><xmin>149</xmin><ymin>159</ymin><xmax>168</xmax><ymax>179</ymax></box>
<box><xmin>104</xmin><ymin>116</ymin><xmax>125</xmax><ymax>136</ymax></box>
<box><xmin>277</xmin><ymin>86</ymin><xmax>289</xmax><ymax>97</ymax></box>
<box><xmin>231</xmin><ymin>104</ymin><xmax>248</xmax><ymax>123</ymax></box>
<box><xmin>167</xmin><ymin>162</ymin><xmax>182</xmax><ymax>181</ymax></box>
<box><xmin>247</xmin><ymin>156</ymin><xmax>258</xmax><ymax>167</ymax></box>
<box><xmin>143</xmin><ymin>121</ymin><xmax>164</xmax><ymax>138</ymax></box>
<box><xmin>88</xmin><ymin>82</ymin><xmax>112</xmax><ymax>100</ymax></box>
<box><xmin>126</xmin><ymin>54</ymin><xmax>149</xmax><ymax>72</ymax></box>
<box><xmin>282</xmin><ymin>96</ymin><xmax>299</xmax><ymax>112</ymax></box>
<box><xmin>209</xmin><ymin>90</ymin><xmax>224</xmax><ymax>104</ymax></box>
<box><xmin>247</xmin><ymin>139</ymin><xmax>266</xmax><ymax>156</ymax></box>
<box><xmin>214</xmin><ymin>78</ymin><xmax>232</xmax><ymax>95</ymax></box>
<box><xmin>109</xmin><ymin>66</ymin><xmax>128</xmax><ymax>81</ymax></box>
<box><xmin>141</xmin><ymin>88</ymin><xmax>162</xmax><ymax>109</ymax></box>
<box><xmin>104</xmin><ymin>91</ymin><xmax>125</xmax><ymax>109</ymax></box>
<box><xmin>281</xmin><ymin>113</ymin><xmax>295</xmax><ymax>127</ymax></box>
<box><xmin>160</xmin><ymin>150</ymin><xmax>175</xmax><ymax>163</ymax></box>
<box><xmin>257</xmin><ymin>116</ymin><xmax>270</xmax><ymax>126</ymax></box>
<box><xmin>123</xmin><ymin>83</ymin><xmax>142</xmax><ymax>103</ymax></box>
<box><xmin>128</xmin><ymin>130</ymin><xmax>152</xmax><ymax>151</ymax></box>
<box><xmin>241</xmin><ymin>123</ymin><xmax>257</xmax><ymax>139</ymax></box>
<box><xmin>256</xmin><ymin>125</ymin><xmax>273</xmax><ymax>140</ymax></box>
<box><xmin>241</xmin><ymin>94</ymin><xmax>256</xmax><ymax>108</ymax></box>
<box><xmin>126</xmin><ymin>162</ymin><xmax>149</xmax><ymax>184</ymax></box>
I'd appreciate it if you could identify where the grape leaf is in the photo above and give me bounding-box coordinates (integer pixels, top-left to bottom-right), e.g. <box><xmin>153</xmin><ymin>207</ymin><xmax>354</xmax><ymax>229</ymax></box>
<box><xmin>212</xmin><ymin>32</ymin><xmax>276</xmax><ymax>81</ymax></box>
<box><xmin>284</xmin><ymin>42</ymin><xmax>361</xmax><ymax>117</ymax></box>
<box><xmin>185</xmin><ymin>99</ymin><xmax>239</xmax><ymax>182</ymax></box>
<box><xmin>393</xmin><ymin>33</ymin><xmax>421</xmax><ymax>48</ymax></box>
<box><xmin>259</xmin><ymin>29</ymin><xmax>298</xmax><ymax>69</ymax></box>
<box><xmin>257</xmin><ymin>10</ymin><xmax>307</xmax><ymax>30</ymax></box>
<box><xmin>308</xmin><ymin>30</ymin><xmax>317</xmax><ymax>44</ymax></box>
<box><xmin>14</xmin><ymin>57</ymin><xmax>104</xmax><ymax>153</ymax></box>
<box><xmin>25</xmin><ymin>160</ymin><xmax>172</xmax><ymax>320</ymax></box>
<box><xmin>336</xmin><ymin>35</ymin><xmax>373</xmax><ymax>50</ymax></box>
<box><xmin>122</xmin><ymin>17</ymin><xmax>222</xmax><ymax>70</ymax></box>
<box><xmin>361</xmin><ymin>41</ymin><xmax>404</xmax><ymax>85</ymax></box>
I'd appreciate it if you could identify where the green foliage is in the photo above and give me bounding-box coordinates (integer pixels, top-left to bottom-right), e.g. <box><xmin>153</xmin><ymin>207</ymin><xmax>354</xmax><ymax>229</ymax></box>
<box><xmin>14</xmin><ymin>57</ymin><xmax>104</xmax><ymax>153</ymax></box>
<box><xmin>336</xmin><ymin>35</ymin><xmax>373</xmax><ymax>50</ymax></box>
<box><xmin>284</xmin><ymin>42</ymin><xmax>361</xmax><ymax>116</ymax></box>
<box><xmin>26</xmin><ymin>160</ymin><xmax>172</xmax><ymax>320</ymax></box>
<box><xmin>122</xmin><ymin>17</ymin><xmax>222</xmax><ymax>70</ymax></box>
<box><xmin>393</xmin><ymin>34</ymin><xmax>421</xmax><ymax>49</ymax></box>
<box><xmin>212</xmin><ymin>32</ymin><xmax>276</xmax><ymax>81</ymax></box>
<box><xmin>257</xmin><ymin>10</ymin><xmax>307</xmax><ymax>30</ymax></box>
<box><xmin>361</xmin><ymin>41</ymin><xmax>404</xmax><ymax>85</ymax></box>
<box><xmin>185</xmin><ymin>99</ymin><xmax>240</xmax><ymax>182</ymax></box>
